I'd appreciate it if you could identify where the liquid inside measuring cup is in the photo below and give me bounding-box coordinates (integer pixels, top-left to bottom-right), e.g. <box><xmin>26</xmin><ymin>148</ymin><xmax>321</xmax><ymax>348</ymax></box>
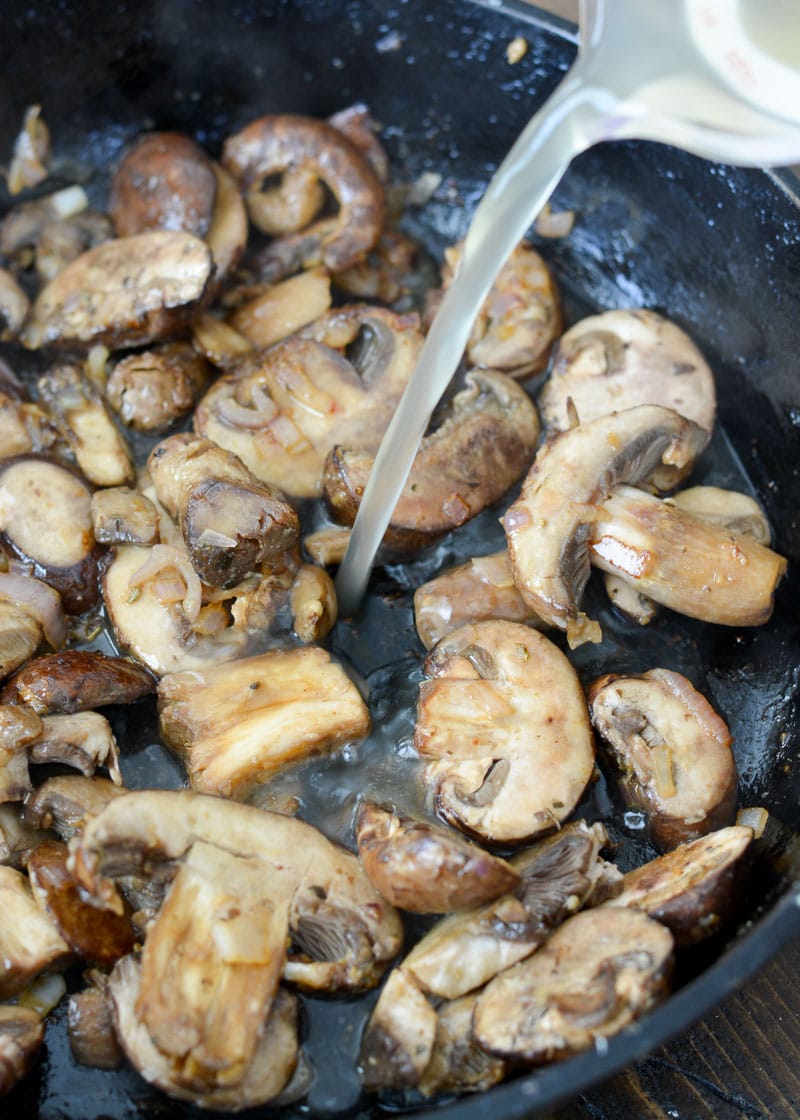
<box><xmin>334</xmin><ymin>0</ymin><xmax>800</xmax><ymax>614</ymax></box>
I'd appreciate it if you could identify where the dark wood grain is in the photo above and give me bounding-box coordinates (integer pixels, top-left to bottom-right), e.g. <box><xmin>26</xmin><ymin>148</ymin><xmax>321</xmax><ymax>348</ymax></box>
<box><xmin>551</xmin><ymin>937</ymin><xmax>800</xmax><ymax>1120</ymax></box>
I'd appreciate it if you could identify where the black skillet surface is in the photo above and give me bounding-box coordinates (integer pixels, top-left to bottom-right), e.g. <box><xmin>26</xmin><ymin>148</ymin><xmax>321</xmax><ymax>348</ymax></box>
<box><xmin>2</xmin><ymin>1</ymin><xmax>800</xmax><ymax>1117</ymax></box>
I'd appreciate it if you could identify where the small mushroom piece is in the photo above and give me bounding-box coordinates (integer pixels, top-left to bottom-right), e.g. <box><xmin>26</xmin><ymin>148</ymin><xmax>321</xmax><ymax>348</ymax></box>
<box><xmin>0</xmin><ymin>1004</ymin><xmax>45</xmax><ymax>1097</ymax></box>
<box><xmin>589</xmin><ymin>484</ymin><xmax>787</xmax><ymax>627</ymax></box>
<box><xmin>22</xmin><ymin>774</ymin><xmax>126</xmax><ymax>839</ymax></box>
<box><xmin>414</xmin><ymin>550</ymin><xmax>542</xmax><ymax>650</ymax></box>
<box><xmin>106</xmin><ymin>343</ymin><xmax>211</xmax><ymax>433</ymax></box>
<box><xmin>147</xmin><ymin>433</ymin><xmax>300</xmax><ymax>587</ymax></box>
<box><xmin>222</xmin><ymin>113</ymin><xmax>385</xmax><ymax>276</ymax></box>
<box><xmin>73</xmin><ymin>789</ymin><xmax>404</xmax><ymax>993</ymax></box>
<box><xmin>325</xmin><ymin>369</ymin><xmax>541</xmax><ymax>551</ymax></box>
<box><xmin>0</xmin><ymin>392</ymin><xmax>58</xmax><ymax>460</ymax></box>
<box><xmin>290</xmin><ymin>562</ymin><xmax>337</xmax><ymax>643</ymax></box>
<box><xmin>538</xmin><ymin>309</ymin><xmax>717</xmax><ymax>434</ymax></box>
<box><xmin>109</xmin><ymin>954</ymin><xmax>300</xmax><ymax>1110</ymax></box>
<box><xmin>0</xmin><ymin>572</ymin><xmax>68</xmax><ymax>659</ymax></box>
<box><xmin>192</xmin><ymin>314</ymin><xmax>253</xmax><ymax>370</ymax></box>
<box><xmin>109</xmin><ymin>132</ymin><xmax>218</xmax><ymax>239</ymax></box>
<box><xmin>0</xmin><ymin>184</ymin><xmax>87</xmax><ymax>261</ymax></box>
<box><xmin>91</xmin><ymin>486</ymin><xmax>160</xmax><ymax>546</ymax></box>
<box><xmin>437</xmin><ymin>241</ymin><xmax>561</xmax><ymax>377</ymax></box>
<box><xmin>34</xmin><ymin>211</ymin><xmax>113</xmax><ymax>283</ymax></box>
<box><xmin>27</xmin><ymin>839</ymin><xmax>135</xmax><ymax>966</ymax></box>
<box><xmin>667</xmin><ymin>484</ymin><xmax>772</xmax><ymax>544</ymax></box>
<box><xmin>158</xmin><ymin>646</ymin><xmax>370</xmax><ymax>799</ymax></box>
<box><xmin>589</xmin><ymin>668</ymin><xmax>737</xmax><ymax>849</ymax></box>
<box><xmin>36</xmin><ymin>363</ymin><xmax>135</xmax><ymax>487</ymax></box>
<box><xmin>1</xmin><ymin>650</ymin><xmax>155</xmax><ymax>714</ymax></box>
<box><xmin>418</xmin><ymin>994</ymin><xmax>507</xmax><ymax>1097</ymax></box>
<box><xmin>22</xmin><ymin>231</ymin><xmax>213</xmax><ymax>351</ymax></box>
<box><xmin>355</xmin><ymin>802</ymin><xmax>520</xmax><ymax>912</ymax></box>
<box><xmin>333</xmin><ymin>228</ymin><xmax>431</xmax><ymax>307</ymax></box>
<box><xmin>0</xmin><ymin>705</ymin><xmax>43</xmax><ymax>803</ymax></box>
<box><xmin>228</xmin><ymin>266</ymin><xmax>332</xmax><ymax>350</ymax></box>
<box><xmin>403</xmin><ymin>821</ymin><xmax>615</xmax><ymax>1001</ymax></box>
<box><xmin>415</xmin><ymin>621</ymin><xmax>594</xmax><ymax>844</ymax></box>
<box><xmin>6</xmin><ymin>104</ymin><xmax>50</xmax><ymax>194</ymax></box>
<box><xmin>359</xmin><ymin>968</ymin><xmax>439</xmax><ymax>1090</ymax></box>
<box><xmin>0</xmin><ymin>803</ymin><xmax>51</xmax><ymax>867</ymax></box>
<box><xmin>0</xmin><ymin>268</ymin><xmax>30</xmax><ymax>341</ymax></box>
<box><xmin>601</xmin><ymin>825</ymin><xmax>754</xmax><ymax>945</ymax></box>
<box><xmin>0</xmin><ymin>602</ymin><xmax>43</xmax><ymax>683</ymax></box>
<box><xmin>0</xmin><ymin>865</ymin><xmax>71</xmax><ymax>998</ymax></box>
<box><xmin>503</xmin><ymin>405</ymin><xmax>710</xmax><ymax>647</ymax></box>
<box><xmin>303</xmin><ymin>525</ymin><xmax>351</xmax><ymax>566</ymax></box>
<box><xmin>67</xmin><ymin>980</ymin><xmax>123</xmax><ymax>1070</ymax></box>
<box><xmin>0</xmin><ymin>455</ymin><xmax>100</xmax><ymax>613</ymax></box>
<box><xmin>473</xmin><ymin>908</ymin><xmax>673</xmax><ymax>1063</ymax></box>
<box><xmin>29</xmin><ymin>712</ymin><xmax>122</xmax><ymax>785</ymax></box>
<box><xmin>205</xmin><ymin>162</ymin><xmax>248</xmax><ymax>285</ymax></box>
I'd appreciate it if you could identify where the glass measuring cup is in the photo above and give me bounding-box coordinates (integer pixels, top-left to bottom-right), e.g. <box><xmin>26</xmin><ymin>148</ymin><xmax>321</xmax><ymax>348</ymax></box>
<box><xmin>335</xmin><ymin>0</ymin><xmax>800</xmax><ymax>614</ymax></box>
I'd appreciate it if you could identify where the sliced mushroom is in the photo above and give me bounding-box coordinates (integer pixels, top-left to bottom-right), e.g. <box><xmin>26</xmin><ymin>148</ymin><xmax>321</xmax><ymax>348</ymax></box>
<box><xmin>303</xmin><ymin>525</ymin><xmax>351</xmax><ymax>566</ymax></box>
<box><xmin>192</xmin><ymin>313</ymin><xmax>254</xmax><ymax>370</ymax></box>
<box><xmin>289</xmin><ymin>562</ymin><xmax>337</xmax><ymax>643</ymax></box>
<box><xmin>106</xmin><ymin>343</ymin><xmax>211</xmax><ymax>433</ymax></box>
<box><xmin>22</xmin><ymin>774</ymin><xmax>126</xmax><ymax>839</ymax></box>
<box><xmin>0</xmin><ymin>704</ymin><xmax>43</xmax><ymax>803</ymax></box>
<box><xmin>27</xmin><ymin>839</ymin><xmax>135</xmax><ymax>966</ymax></box>
<box><xmin>0</xmin><ymin>600</ymin><xmax>47</xmax><ymax>683</ymax></box>
<box><xmin>158</xmin><ymin>645</ymin><xmax>370</xmax><ymax>799</ymax></box>
<box><xmin>473</xmin><ymin>907</ymin><xmax>673</xmax><ymax>1063</ymax></box>
<box><xmin>402</xmin><ymin>821</ymin><xmax>615</xmax><ymax>1000</ymax></box>
<box><xmin>359</xmin><ymin>967</ymin><xmax>439</xmax><ymax>1090</ymax></box>
<box><xmin>415</xmin><ymin>621</ymin><xmax>594</xmax><ymax>844</ymax></box>
<box><xmin>109</xmin><ymin>132</ymin><xmax>218</xmax><ymax>239</ymax></box>
<box><xmin>333</xmin><ymin>228</ymin><xmax>433</xmax><ymax>308</ymax></box>
<box><xmin>148</xmin><ymin>432</ymin><xmax>300</xmax><ymax>587</ymax></box>
<box><xmin>418</xmin><ymin>993</ymin><xmax>507</xmax><ymax>1097</ymax></box>
<box><xmin>205</xmin><ymin>162</ymin><xmax>248</xmax><ymax>285</ymax></box>
<box><xmin>667</xmin><ymin>484</ymin><xmax>772</xmax><ymax>544</ymax></box>
<box><xmin>0</xmin><ymin>865</ymin><xmax>71</xmax><ymax>998</ymax></box>
<box><xmin>1</xmin><ymin>650</ymin><xmax>155</xmax><ymax>714</ymax></box>
<box><xmin>589</xmin><ymin>668</ymin><xmax>737</xmax><ymax>849</ymax></box>
<box><xmin>0</xmin><ymin>455</ymin><xmax>100</xmax><ymax>613</ymax></box>
<box><xmin>34</xmin><ymin>210</ymin><xmax>113</xmax><ymax>283</ymax></box>
<box><xmin>437</xmin><ymin>241</ymin><xmax>561</xmax><ymax>377</ymax></box>
<box><xmin>0</xmin><ymin>803</ymin><xmax>51</xmax><ymax>867</ymax></box>
<box><xmin>602</xmin><ymin>571</ymin><xmax>661</xmax><ymax>626</ymax></box>
<box><xmin>355</xmin><ymin>802</ymin><xmax>520</xmax><ymax>912</ymax></box>
<box><xmin>91</xmin><ymin>486</ymin><xmax>160</xmax><ymax>545</ymax></box>
<box><xmin>228</xmin><ymin>266</ymin><xmax>332</xmax><ymax>349</ymax></box>
<box><xmin>0</xmin><ymin>184</ymin><xmax>87</xmax><ymax>261</ymax></box>
<box><xmin>72</xmin><ymin>789</ymin><xmax>404</xmax><ymax>992</ymax></box>
<box><xmin>222</xmin><ymin>113</ymin><xmax>385</xmax><ymax>277</ymax></box>
<box><xmin>0</xmin><ymin>268</ymin><xmax>29</xmax><ymax>340</ymax></box>
<box><xmin>67</xmin><ymin>980</ymin><xmax>123</xmax><ymax>1070</ymax></box>
<box><xmin>601</xmin><ymin>825</ymin><xmax>754</xmax><ymax>945</ymax></box>
<box><xmin>6</xmin><ymin>104</ymin><xmax>50</xmax><ymax>195</ymax></box>
<box><xmin>36</xmin><ymin>363</ymin><xmax>135</xmax><ymax>487</ymax></box>
<box><xmin>502</xmin><ymin>405</ymin><xmax>709</xmax><ymax>647</ymax></box>
<box><xmin>539</xmin><ymin>309</ymin><xmax>717</xmax><ymax>434</ymax></box>
<box><xmin>109</xmin><ymin>954</ymin><xmax>301</xmax><ymax>1110</ymax></box>
<box><xmin>30</xmin><ymin>712</ymin><xmax>122</xmax><ymax>785</ymax></box>
<box><xmin>589</xmin><ymin>484</ymin><xmax>786</xmax><ymax>627</ymax></box>
<box><xmin>328</xmin><ymin>102</ymin><xmax>390</xmax><ymax>183</ymax></box>
<box><xmin>0</xmin><ymin>391</ymin><xmax>58</xmax><ymax>460</ymax></box>
<box><xmin>22</xmin><ymin>231</ymin><xmax>213</xmax><ymax>351</ymax></box>
<box><xmin>413</xmin><ymin>550</ymin><xmax>542</xmax><ymax>650</ymax></box>
<box><xmin>324</xmin><ymin>369</ymin><xmax>541</xmax><ymax>550</ymax></box>
<box><xmin>0</xmin><ymin>1004</ymin><xmax>45</xmax><ymax>1097</ymax></box>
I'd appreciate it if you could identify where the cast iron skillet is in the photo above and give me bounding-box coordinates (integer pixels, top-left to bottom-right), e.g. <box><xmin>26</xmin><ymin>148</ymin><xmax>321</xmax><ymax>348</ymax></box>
<box><xmin>2</xmin><ymin>1</ymin><xmax>800</xmax><ymax>1117</ymax></box>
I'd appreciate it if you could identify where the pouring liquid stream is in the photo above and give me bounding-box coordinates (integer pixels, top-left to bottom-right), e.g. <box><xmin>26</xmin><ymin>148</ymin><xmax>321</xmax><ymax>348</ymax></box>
<box><xmin>335</xmin><ymin>0</ymin><xmax>800</xmax><ymax>615</ymax></box>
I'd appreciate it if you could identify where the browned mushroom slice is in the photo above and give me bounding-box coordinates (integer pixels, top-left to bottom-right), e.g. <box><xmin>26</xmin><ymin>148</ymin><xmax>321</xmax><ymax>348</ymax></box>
<box><xmin>205</xmin><ymin>162</ymin><xmax>248</xmax><ymax>285</ymax></box>
<box><xmin>91</xmin><ymin>486</ymin><xmax>160</xmax><ymax>546</ymax></box>
<box><xmin>228</xmin><ymin>267</ymin><xmax>332</xmax><ymax>349</ymax></box>
<box><xmin>0</xmin><ymin>268</ymin><xmax>29</xmax><ymax>341</ymax></box>
<box><xmin>148</xmin><ymin>433</ymin><xmax>300</xmax><ymax>587</ymax></box>
<box><xmin>27</xmin><ymin>839</ymin><xmax>135</xmax><ymax>966</ymax></box>
<box><xmin>0</xmin><ymin>705</ymin><xmax>42</xmax><ymax>804</ymax></box>
<box><xmin>36</xmin><ymin>364</ymin><xmax>135</xmax><ymax>488</ymax></box>
<box><xmin>109</xmin><ymin>954</ymin><xmax>300</xmax><ymax>1110</ymax></box>
<box><xmin>222</xmin><ymin>113</ymin><xmax>385</xmax><ymax>277</ymax></box>
<box><xmin>106</xmin><ymin>342</ymin><xmax>211</xmax><ymax>433</ymax></box>
<box><xmin>415</xmin><ymin>621</ymin><xmax>594</xmax><ymax>844</ymax></box>
<box><xmin>194</xmin><ymin>305</ymin><xmax>424</xmax><ymax>499</ymax></box>
<box><xmin>473</xmin><ymin>908</ymin><xmax>673</xmax><ymax>1063</ymax></box>
<box><xmin>324</xmin><ymin>369</ymin><xmax>540</xmax><ymax>550</ymax></box>
<box><xmin>0</xmin><ymin>865</ymin><xmax>71</xmax><ymax>997</ymax></box>
<box><xmin>30</xmin><ymin>712</ymin><xmax>122</xmax><ymax>784</ymax></box>
<box><xmin>109</xmin><ymin>132</ymin><xmax>218</xmax><ymax>239</ymax></box>
<box><xmin>359</xmin><ymin>968</ymin><xmax>439</xmax><ymax>1091</ymax></box>
<box><xmin>589</xmin><ymin>484</ymin><xmax>786</xmax><ymax>627</ymax></box>
<box><xmin>67</xmin><ymin>980</ymin><xmax>123</xmax><ymax>1070</ymax></box>
<box><xmin>73</xmin><ymin>789</ymin><xmax>403</xmax><ymax>992</ymax></box>
<box><xmin>34</xmin><ymin>211</ymin><xmax>113</xmax><ymax>283</ymax></box>
<box><xmin>22</xmin><ymin>231</ymin><xmax>213</xmax><ymax>351</ymax></box>
<box><xmin>503</xmin><ymin>405</ymin><xmax>709</xmax><ymax>647</ymax></box>
<box><xmin>539</xmin><ymin>309</ymin><xmax>717</xmax><ymax>433</ymax></box>
<box><xmin>589</xmin><ymin>668</ymin><xmax>737</xmax><ymax>850</ymax></box>
<box><xmin>414</xmin><ymin>550</ymin><xmax>542</xmax><ymax>650</ymax></box>
<box><xmin>328</xmin><ymin>103</ymin><xmax>390</xmax><ymax>182</ymax></box>
<box><xmin>355</xmin><ymin>802</ymin><xmax>520</xmax><ymax>913</ymax></box>
<box><xmin>667</xmin><ymin>485</ymin><xmax>772</xmax><ymax>543</ymax></box>
<box><xmin>192</xmin><ymin>314</ymin><xmax>253</xmax><ymax>370</ymax></box>
<box><xmin>0</xmin><ymin>803</ymin><xmax>51</xmax><ymax>867</ymax></box>
<box><xmin>22</xmin><ymin>774</ymin><xmax>126</xmax><ymax>839</ymax></box>
<box><xmin>601</xmin><ymin>825</ymin><xmax>754</xmax><ymax>945</ymax></box>
<box><xmin>0</xmin><ymin>1004</ymin><xmax>44</xmax><ymax>1097</ymax></box>
<box><xmin>418</xmin><ymin>994</ymin><xmax>507</xmax><ymax>1097</ymax></box>
<box><xmin>289</xmin><ymin>563</ymin><xmax>337</xmax><ymax>643</ymax></box>
<box><xmin>136</xmin><ymin>840</ymin><xmax>292</xmax><ymax>1090</ymax></box>
<box><xmin>403</xmin><ymin>822</ymin><xmax>615</xmax><ymax>1001</ymax></box>
<box><xmin>438</xmin><ymin>241</ymin><xmax>561</xmax><ymax>377</ymax></box>
<box><xmin>1</xmin><ymin>650</ymin><xmax>155</xmax><ymax>714</ymax></box>
<box><xmin>158</xmin><ymin>646</ymin><xmax>370</xmax><ymax>799</ymax></box>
